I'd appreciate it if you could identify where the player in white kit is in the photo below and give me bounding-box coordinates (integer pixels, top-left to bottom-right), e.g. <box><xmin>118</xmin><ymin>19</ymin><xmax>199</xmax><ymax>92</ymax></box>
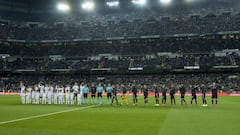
<box><xmin>65</xmin><ymin>84</ymin><xmax>71</xmax><ymax>104</ymax></box>
<box><xmin>26</xmin><ymin>85</ymin><xmax>32</xmax><ymax>104</ymax></box>
<box><xmin>44</xmin><ymin>84</ymin><xmax>50</xmax><ymax>104</ymax></box>
<box><xmin>70</xmin><ymin>84</ymin><xmax>74</xmax><ymax>104</ymax></box>
<box><xmin>53</xmin><ymin>85</ymin><xmax>58</xmax><ymax>104</ymax></box>
<box><xmin>34</xmin><ymin>84</ymin><xmax>40</xmax><ymax>104</ymax></box>
<box><xmin>41</xmin><ymin>84</ymin><xmax>47</xmax><ymax>104</ymax></box>
<box><xmin>31</xmin><ymin>85</ymin><xmax>35</xmax><ymax>104</ymax></box>
<box><xmin>49</xmin><ymin>84</ymin><xmax>54</xmax><ymax>104</ymax></box>
<box><xmin>39</xmin><ymin>83</ymin><xmax>45</xmax><ymax>104</ymax></box>
<box><xmin>58</xmin><ymin>85</ymin><xmax>64</xmax><ymax>104</ymax></box>
<box><xmin>20</xmin><ymin>82</ymin><xmax>26</xmax><ymax>104</ymax></box>
<box><xmin>72</xmin><ymin>82</ymin><xmax>79</xmax><ymax>104</ymax></box>
<box><xmin>79</xmin><ymin>82</ymin><xmax>85</xmax><ymax>105</ymax></box>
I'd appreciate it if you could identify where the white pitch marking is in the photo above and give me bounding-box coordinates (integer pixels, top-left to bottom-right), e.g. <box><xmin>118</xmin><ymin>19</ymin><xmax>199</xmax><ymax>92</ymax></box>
<box><xmin>0</xmin><ymin>105</ymin><xmax>99</xmax><ymax>125</ymax></box>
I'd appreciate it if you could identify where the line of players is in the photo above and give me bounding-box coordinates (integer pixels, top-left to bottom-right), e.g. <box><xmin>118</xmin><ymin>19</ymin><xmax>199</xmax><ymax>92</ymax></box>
<box><xmin>19</xmin><ymin>81</ymin><xmax>219</xmax><ymax>106</ymax></box>
<box><xmin>20</xmin><ymin>82</ymin><xmax>114</xmax><ymax>105</ymax></box>
<box><xmin>131</xmin><ymin>82</ymin><xmax>218</xmax><ymax>107</ymax></box>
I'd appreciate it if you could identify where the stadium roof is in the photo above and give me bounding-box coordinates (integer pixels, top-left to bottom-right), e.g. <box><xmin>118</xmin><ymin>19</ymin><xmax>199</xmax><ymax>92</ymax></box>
<box><xmin>0</xmin><ymin>0</ymin><xmax>239</xmax><ymax>14</ymax></box>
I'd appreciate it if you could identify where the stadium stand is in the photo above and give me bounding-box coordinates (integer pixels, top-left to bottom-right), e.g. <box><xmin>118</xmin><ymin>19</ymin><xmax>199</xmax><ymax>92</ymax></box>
<box><xmin>0</xmin><ymin>0</ymin><xmax>240</xmax><ymax>92</ymax></box>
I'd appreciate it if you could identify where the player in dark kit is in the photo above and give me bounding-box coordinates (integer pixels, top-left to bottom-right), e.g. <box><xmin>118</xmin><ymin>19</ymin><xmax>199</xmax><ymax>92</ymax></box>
<box><xmin>161</xmin><ymin>84</ymin><xmax>167</xmax><ymax>106</ymax></box>
<box><xmin>143</xmin><ymin>84</ymin><xmax>149</xmax><ymax>105</ymax></box>
<box><xmin>211</xmin><ymin>82</ymin><xmax>218</xmax><ymax>105</ymax></box>
<box><xmin>132</xmin><ymin>84</ymin><xmax>138</xmax><ymax>106</ymax></box>
<box><xmin>154</xmin><ymin>83</ymin><xmax>160</xmax><ymax>106</ymax></box>
<box><xmin>90</xmin><ymin>83</ymin><xmax>97</xmax><ymax>104</ymax></box>
<box><xmin>200</xmin><ymin>84</ymin><xmax>208</xmax><ymax>107</ymax></box>
<box><xmin>179</xmin><ymin>83</ymin><xmax>187</xmax><ymax>106</ymax></box>
<box><xmin>111</xmin><ymin>84</ymin><xmax>119</xmax><ymax>106</ymax></box>
<box><xmin>191</xmin><ymin>84</ymin><xmax>198</xmax><ymax>105</ymax></box>
<box><xmin>170</xmin><ymin>84</ymin><xmax>176</xmax><ymax>105</ymax></box>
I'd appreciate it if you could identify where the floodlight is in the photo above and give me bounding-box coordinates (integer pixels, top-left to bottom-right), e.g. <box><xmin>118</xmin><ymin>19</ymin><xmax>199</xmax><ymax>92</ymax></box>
<box><xmin>106</xmin><ymin>1</ymin><xmax>119</xmax><ymax>7</ymax></box>
<box><xmin>57</xmin><ymin>3</ymin><xmax>70</xmax><ymax>12</ymax></box>
<box><xmin>160</xmin><ymin>0</ymin><xmax>172</xmax><ymax>5</ymax></box>
<box><xmin>82</xmin><ymin>1</ymin><xmax>95</xmax><ymax>11</ymax></box>
<box><xmin>132</xmin><ymin>0</ymin><xmax>147</xmax><ymax>6</ymax></box>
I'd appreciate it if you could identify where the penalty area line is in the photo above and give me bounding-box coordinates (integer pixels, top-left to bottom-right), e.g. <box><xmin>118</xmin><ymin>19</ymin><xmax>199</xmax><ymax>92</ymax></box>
<box><xmin>0</xmin><ymin>105</ymin><xmax>99</xmax><ymax>125</ymax></box>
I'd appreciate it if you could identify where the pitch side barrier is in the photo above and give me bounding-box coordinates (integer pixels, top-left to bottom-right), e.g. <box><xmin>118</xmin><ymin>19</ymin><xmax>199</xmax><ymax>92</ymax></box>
<box><xmin>1</xmin><ymin>92</ymin><xmax>240</xmax><ymax>96</ymax></box>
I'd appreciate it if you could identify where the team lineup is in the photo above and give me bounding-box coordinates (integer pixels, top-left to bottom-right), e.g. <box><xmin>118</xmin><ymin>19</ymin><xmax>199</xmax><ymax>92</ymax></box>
<box><xmin>19</xmin><ymin>81</ymin><xmax>219</xmax><ymax>107</ymax></box>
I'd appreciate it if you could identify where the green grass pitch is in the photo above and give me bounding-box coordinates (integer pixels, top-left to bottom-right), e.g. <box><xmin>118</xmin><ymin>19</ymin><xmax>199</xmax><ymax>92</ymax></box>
<box><xmin>0</xmin><ymin>95</ymin><xmax>240</xmax><ymax>135</ymax></box>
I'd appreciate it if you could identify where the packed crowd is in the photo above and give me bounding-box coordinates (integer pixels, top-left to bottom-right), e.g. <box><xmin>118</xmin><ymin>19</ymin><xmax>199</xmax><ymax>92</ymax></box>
<box><xmin>1</xmin><ymin>36</ymin><xmax>240</xmax><ymax>71</ymax></box>
<box><xmin>0</xmin><ymin>12</ymin><xmax>240</xmax><ymax>40</ymax></box>
<box><xmin>1</xmin><ymin>37</ymin><xmax>240</xmax><ymax>56</ymax></box>
<box><xmin>1</xmin><ymin>52</ymin><xmax>239</xmax><ymax>71</ymax></box>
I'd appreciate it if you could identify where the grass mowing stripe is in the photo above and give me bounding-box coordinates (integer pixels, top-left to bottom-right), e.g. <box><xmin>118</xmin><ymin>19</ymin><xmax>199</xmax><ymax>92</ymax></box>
<box><xmin>0</xmin><ymin>105</ymin><xmax>99</xmax><ymax>125</ymax></box>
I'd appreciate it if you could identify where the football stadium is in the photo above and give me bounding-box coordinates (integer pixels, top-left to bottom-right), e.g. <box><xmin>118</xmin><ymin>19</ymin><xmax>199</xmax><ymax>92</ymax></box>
<box><xmin>0</xmin><ymin>0</ymin><xmax>240</xmax><ymax>135</ymax></box>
